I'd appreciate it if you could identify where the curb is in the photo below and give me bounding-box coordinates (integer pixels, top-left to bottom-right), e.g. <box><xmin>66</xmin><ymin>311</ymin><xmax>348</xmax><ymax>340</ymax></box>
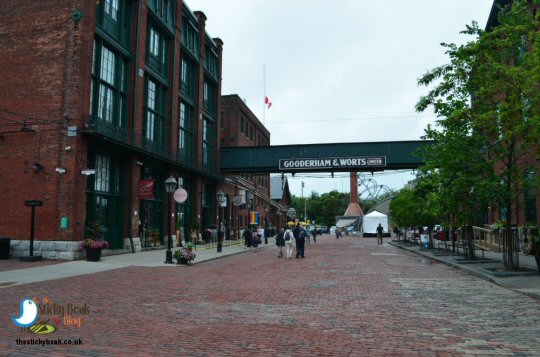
<box><xmin>389</xmin><ymin>241</ymin><xmax>540</xmax><ymax>301</ymax></box>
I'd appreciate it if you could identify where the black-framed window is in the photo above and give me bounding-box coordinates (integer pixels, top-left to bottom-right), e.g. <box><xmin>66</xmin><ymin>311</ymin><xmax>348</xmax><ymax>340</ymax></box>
<box><xmin>96</xmin><ymin>0</ymin><xmax>131</xmax><ymax>46</ymax></box>
<box><xmin>148</xmin><ymin>0</ymin><xmax>173</xmax><ymax>27</ymax></box>
<box><xmin>180</xmin><ymin>56</ymin><xmax>196</xmax><ymax>100</ymax></box>
<box><xmin>144</xmin><ymin>77</ymin><xmax>167</xmax><ymax>149</ymax></box>
<box><xmin>178</xmin><ymin>101</ymin><xmax>194</xmax><ymax>162</ymax></box>
<box><xmin>205</xmin><ymin>43</ymin><xmax>218</xmax><ymax>79</ymax></box>
<box><xmin>203</xmin><ymin>80</ymin><xmax>216</xmax><ymax>117</ymax></box>
<box><xmin>90</xmin><ymin>40</ymin><xmax>129</xmax><ymax>131</ymax></box>
<box><xmin>147</xmin><ymin>24</ymin><xmax>168</xmax><ymax>77</ymax></box>
<box><xmin>202</xmin><ymin>117</ymin><xmax>214</xmax><ymax>169</ymax></box>
<box><xmin>182</xmin><ymin>16</ymin><xmax>199</xmax><ymax>58</ymax></box>
<box><xmin>85</xmin><ymin>153</ymin><xmax>124</xmax><ymax>248</ymax></box>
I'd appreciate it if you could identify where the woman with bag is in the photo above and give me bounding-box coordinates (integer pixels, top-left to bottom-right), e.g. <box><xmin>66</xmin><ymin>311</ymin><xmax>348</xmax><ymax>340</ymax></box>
<box><xmin>284</xmin><ymin>227</ymin><xmax>295</xmax><ymax>259</ymax></box>
<box><xmin>275</xmin><ymin>228</ymin><xmax>285</xmax><ymax>258</ymax></box>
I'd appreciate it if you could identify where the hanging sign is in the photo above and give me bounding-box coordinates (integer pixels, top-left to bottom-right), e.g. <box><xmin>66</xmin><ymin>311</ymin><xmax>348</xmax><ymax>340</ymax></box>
<box><xmin>173</xmin><ymin>188</ymin><xmax>188</xmax><ymax>203</ymax></box>
<box><xmin>279</xmin><ymin>156</ymin><xmax>386</xmax><ymax>170</ymax></box>
<box><xmin>138</xmin><ymin>179</ymin><xmax>155</xmax><ymax>199</ymax></box>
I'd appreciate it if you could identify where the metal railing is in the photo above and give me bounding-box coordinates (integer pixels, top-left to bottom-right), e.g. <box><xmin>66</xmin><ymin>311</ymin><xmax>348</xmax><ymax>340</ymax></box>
<box><xmin>83</xmin><ymin>115</ymin><xmax>197</xmax><ymax>169</ymax></box>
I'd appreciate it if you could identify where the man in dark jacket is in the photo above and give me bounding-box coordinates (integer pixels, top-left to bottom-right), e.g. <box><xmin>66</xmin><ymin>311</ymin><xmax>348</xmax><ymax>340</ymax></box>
<box><xmin>294</xmin><ymin>223</ymin><xmax>306</xmax><ymax>258</ymax></box>
<box><xmin>243</xmin><ymin>226</ymin><xmax>252</xmax><ymax>249</ymax></box>
<box><xmin>376</xmin><ymin>223</ymin><xmax>384</xmax><ymax>245</ymax></box>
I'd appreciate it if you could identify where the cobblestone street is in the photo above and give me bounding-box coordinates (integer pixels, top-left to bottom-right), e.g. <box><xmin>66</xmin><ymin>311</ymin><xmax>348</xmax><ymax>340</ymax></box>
<box><xmin>1</xmin><ymin>236</ymin><xmax>539</xmax><ymax>356</ymax></box>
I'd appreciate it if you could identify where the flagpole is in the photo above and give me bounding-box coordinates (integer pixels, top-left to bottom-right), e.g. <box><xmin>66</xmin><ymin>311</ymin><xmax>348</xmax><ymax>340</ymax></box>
<box><xmin>263</xmin><ymin>64</ymin><xmax>266</xmax><ymax>125</ymax></box>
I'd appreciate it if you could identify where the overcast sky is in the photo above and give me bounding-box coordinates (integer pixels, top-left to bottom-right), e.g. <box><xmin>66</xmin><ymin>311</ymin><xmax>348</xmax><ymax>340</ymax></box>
<box><xmin>190</xmin><ymin>0</ymin><xmax>494</xmax><ymax>198</ymax></box>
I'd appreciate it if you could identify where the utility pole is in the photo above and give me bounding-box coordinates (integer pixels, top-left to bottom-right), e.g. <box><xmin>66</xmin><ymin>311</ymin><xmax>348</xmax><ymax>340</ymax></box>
<box><xmin>301</xmin><ymin>181</ymin><xmax>306</xmax><ymax>221</ymax></box>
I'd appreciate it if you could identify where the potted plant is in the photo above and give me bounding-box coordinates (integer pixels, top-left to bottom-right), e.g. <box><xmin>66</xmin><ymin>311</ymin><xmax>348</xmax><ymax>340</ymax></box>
<box><xmin>173</xmin><ymin>242</ymin><xmax>196</xmax><ymax>265</ymax></box>
<box><xmin>80</xmin><ymin>221</ymin><xmax>110</xmax><ymax>262</ymax></box>
<box><xmin>529</xmin><ymin>227</ymin><xmax>540</xmax><ymax>273</ymax></box>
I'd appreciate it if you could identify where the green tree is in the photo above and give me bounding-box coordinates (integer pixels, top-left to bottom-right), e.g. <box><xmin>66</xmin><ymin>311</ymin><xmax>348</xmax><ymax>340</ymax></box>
<box><xmin>416</xmin><ymin>0</ymin><xmax>540</xmax><ymax>265</ymax></box>
<box><xmin>389</xmin><ymin>188</ymin><xmax>420</xmax><ymax>229</ymax></box>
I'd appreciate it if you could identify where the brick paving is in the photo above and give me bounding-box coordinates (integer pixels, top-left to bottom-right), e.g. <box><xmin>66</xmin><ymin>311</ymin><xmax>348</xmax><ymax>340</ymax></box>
<box><xmin>1</xmin><ymin>236</ymin><xmax>539</xmax><ymax>356</ymax></box>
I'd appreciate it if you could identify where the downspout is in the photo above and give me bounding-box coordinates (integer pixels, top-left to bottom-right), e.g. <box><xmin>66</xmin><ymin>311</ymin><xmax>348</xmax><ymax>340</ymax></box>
<box><xmin>127</xmin><ymin>0</ymin><xmax>143</xmax><ymax>253</ymax></box>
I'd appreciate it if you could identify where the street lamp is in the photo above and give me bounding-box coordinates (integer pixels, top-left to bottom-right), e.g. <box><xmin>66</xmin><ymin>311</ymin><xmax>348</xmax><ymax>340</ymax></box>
<box><xmin>164</xmin><ymin>176</ymin><xmax>177</xmax><ymax>264</ymax></box>
<box><xmin>216</xmin><ymin>190</ymin><xmax>225</xmax><ymax>253</ymax></box>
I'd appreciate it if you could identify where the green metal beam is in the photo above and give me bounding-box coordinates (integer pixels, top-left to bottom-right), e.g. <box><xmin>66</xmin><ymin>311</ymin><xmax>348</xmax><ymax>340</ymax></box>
<box><xmin>220</xmin><ymin>140</ymin><xmax>434</xmax><ymax>173</ymax></box>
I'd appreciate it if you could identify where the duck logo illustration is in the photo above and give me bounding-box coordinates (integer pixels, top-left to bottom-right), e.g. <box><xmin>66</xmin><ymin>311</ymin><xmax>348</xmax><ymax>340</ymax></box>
<box><xmin>11</xmin><ymin>298</ymin><xmax>39</xmax><ymax>328</ymax></box>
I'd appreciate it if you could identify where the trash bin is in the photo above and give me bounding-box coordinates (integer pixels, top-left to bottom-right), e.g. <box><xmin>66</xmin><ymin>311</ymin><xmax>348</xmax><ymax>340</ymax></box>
<box><xmin>0</xmin><ymin>237</ymin><xmax>11</xmax><ymax>259</ymax></box>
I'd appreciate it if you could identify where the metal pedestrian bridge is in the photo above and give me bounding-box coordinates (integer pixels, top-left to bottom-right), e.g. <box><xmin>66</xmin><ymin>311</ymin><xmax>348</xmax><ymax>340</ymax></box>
<box><xmin>220</xmin><ymin>140</ymin><xmax>433</xmax><ymax>173</ymax></box>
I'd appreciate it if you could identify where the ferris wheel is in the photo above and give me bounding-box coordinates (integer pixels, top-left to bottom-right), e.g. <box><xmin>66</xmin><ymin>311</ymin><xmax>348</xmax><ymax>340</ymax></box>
<box><xmin>358</xmin><ymin>173</ymin><xmax>391</xmax><ymax>200</ymax></box>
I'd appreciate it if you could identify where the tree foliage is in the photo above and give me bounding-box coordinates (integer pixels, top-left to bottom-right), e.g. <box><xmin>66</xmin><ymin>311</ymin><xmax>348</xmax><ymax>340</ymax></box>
<box><xmin>416</xmin><ymin>0</ymin><xmax>540</xmax><ymax>228</ymax></box>
<box><xmin>415</xmin><ymin>0</ymin><xmax>540</xmax><ymax>263</ymax></box>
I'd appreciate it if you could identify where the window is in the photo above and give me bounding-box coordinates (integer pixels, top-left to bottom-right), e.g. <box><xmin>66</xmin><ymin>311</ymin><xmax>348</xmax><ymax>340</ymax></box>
<box><xmin>178</xmin><ymin>101</ymin><xmax>194</xmax><ymax>161</ymax></box>
<box><xmin>182</xmin><ymin>16</ymin><xmax>199</xmax><ymax>57</ymax></box>
<box><xmin>105</xmin><ymin>0</ymin><xmax>119</xmax><ymax>21</ymax></box>
<box><xmin>147</xmin><ymin>25</ymin><xmax>168</xmax><ymax>77</ymax></box>
<box><xmin>95</xmin><ymin>155</ymin><xmax>111</xmax><ymax>192</ymax></box>
<box><xmin>86</xmin><ymin>153</ymin><xmax>124</xmax><ymax>249</ymax></box>
<box><xmin>180</xmin><ymin>57</ymin><xmax>196</xmax><ymax>99</ymax></box>
<box><xmin>205</xmin><ymin>43</ymin><xmax>218</xmax><ymax>79</ymax></box>
<box><xmin>148</xmin><ymin>0</ymin><xmax>173</xmax><ymax>27</ymax></box>
<box><xmin>240</xmin><ymin>116</ymin><xmax>244</xmax><ymax>134</ymax></box>
<box><xmin>90</xmin><ymin>40</ymin><xmax>128</xmax><ymax>130</ymax></box>
<box><xmin>203</xmin><ymin>80</ymin><xmax>216</xmax><ymax>116</ymax></box>
<box><xmin>97</xmin><ymin>0</ymin><xmax>130</xmax><ymax>46</ymax></box>
<box><xmin>144</xmin><ymin>78</ymin><xmax>167</xmax><ymax>148</ymax></box>
<box><xmin>202</xmin><ymin>117</ymin><xmax>214</xmax><ymax>169</ymax></box>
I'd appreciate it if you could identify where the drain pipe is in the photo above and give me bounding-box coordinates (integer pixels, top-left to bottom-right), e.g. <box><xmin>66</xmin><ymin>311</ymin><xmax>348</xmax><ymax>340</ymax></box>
<box><xmin>126</xmin><ymin>0</ymin><xmax>143</xmax><ymax>253</ymax></box>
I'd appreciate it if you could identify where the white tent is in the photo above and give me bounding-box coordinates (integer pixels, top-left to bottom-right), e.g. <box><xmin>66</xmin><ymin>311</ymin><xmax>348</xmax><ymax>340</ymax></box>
<box><xmin>362</xmin><ymin>210</ymin><xmax>388</xmax><ymax>237</ymax></box>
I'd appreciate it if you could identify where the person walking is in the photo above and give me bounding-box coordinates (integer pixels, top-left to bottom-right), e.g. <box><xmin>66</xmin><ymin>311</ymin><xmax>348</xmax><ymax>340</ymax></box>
<box><xmin>305</xmin><ymin>227</ymin><xmax>311</xmax><ymax>245</ymax></box>
<box><xmin>377</xmin><ymin>223</ymin><xmax>384</xmax><ymax>245</ymax></box>
<box><xmin>275</xmin><ymin>228</ymin><xmax>285</xmax><ymax>258</ymax></box>
<box><xmin>312</xmin><ymin>227</ymin><xmax>318</xmax><ymax>243</ymax></box>
<box><xmin>336</xmin><ymin>228</ymin><xmax>341</xmax><ymax>239</ymax></box>
<box><xmin>252</xmin><ymin>228</ymin><xmax>260</xmax><ymax>250</ymax></box>
<box><xmin>393</xmin><ymin>226</ymin><xmax>400</xmax><ymax>241</ymax></box>
<box><xmin>284</xmin><ymin>227</ymin><xmax>295</xmax><ymax>259</ymax></box>
<box><xmin>243</xmin><ymin>226</ymin><xmax>252</xmax><ymax>250</ymax></box>
<box><xmin>294</xmin><ymin>224</ymin><xmax>306</xmax><ymax>258</ymax></box>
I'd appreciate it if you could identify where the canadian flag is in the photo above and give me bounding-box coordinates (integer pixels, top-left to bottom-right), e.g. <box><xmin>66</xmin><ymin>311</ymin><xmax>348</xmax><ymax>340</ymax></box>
<box><xmin>265</xmin><ymin>96</ymin><xmax>272</xmax><ymax>109</ymax></box>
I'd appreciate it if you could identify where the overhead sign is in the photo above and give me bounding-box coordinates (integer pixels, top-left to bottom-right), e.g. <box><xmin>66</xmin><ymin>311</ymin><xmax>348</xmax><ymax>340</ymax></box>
<box><xmin>173</xmin><ymin>188</ymin><xmax>188</xmax><ymax>203</ymax></box>
<box><xmin>279</xmin><ymin>156</ymin><xmax>386</xmax><ymax>171</ymax></box>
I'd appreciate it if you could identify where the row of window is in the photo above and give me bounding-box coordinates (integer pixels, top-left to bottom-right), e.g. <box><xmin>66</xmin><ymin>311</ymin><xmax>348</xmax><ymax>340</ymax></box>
<box><xmin>240</xmin><ymin>116</ymin><xmax>269</xmax><ymax>146</ymax></box>
<box><xmin>91</xmin><ymin>0</ymin><xmax>219</xmax><ymax>169</ymax></box>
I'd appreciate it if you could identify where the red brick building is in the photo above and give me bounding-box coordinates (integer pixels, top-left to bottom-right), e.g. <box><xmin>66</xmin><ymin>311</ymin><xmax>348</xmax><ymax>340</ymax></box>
<box><xmin>0</xmin><ymin>0</ymin><xmax>224</xmax><ymax>259</ymax></box>
<box><xmin>218</xmin><ymin>94</ymin><xmax>285</xmax><ymax>238</ymax></box>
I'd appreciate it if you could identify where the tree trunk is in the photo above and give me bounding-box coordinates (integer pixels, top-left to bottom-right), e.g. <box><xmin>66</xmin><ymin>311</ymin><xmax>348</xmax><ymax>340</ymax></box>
<box><xmin>465</xmin><ymin>225</ymin><xmax>475</xmax><ymax>260</ymax></box>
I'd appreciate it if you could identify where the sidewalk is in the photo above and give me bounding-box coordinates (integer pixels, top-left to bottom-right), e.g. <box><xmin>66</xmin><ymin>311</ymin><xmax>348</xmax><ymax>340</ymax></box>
<box><xmin>0</xmin><ymin>238</ymin><xmax>276</xmax><ymax>288</ymax></box>
<box><xmin>389</xmin><ymin>239</ymin><xmax>540</xmax><ymax>301</ymax></box>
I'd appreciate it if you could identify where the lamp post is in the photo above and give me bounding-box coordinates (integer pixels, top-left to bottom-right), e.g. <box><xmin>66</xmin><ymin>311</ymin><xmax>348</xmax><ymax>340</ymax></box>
<box><xmin>216</xmin><ymin>190</ymin><xmax>225</xmax><ymax>253</ymax></box>
<box><xmin>164</xmin><ymin>176</ymin><xmax>177</xmax><ymax>264</ymax></box>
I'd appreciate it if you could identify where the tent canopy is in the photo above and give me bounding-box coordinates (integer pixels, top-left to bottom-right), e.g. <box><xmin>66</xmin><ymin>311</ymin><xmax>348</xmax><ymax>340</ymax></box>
<box><xmin>336</xmin><ymin>218</ymin><xmax>358</xmax><ymax>228</ymax></box>
<box><xmin>362</xmin><ymin>210</ymin><xmax>388</xmax><ymax>234</ymax></box>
